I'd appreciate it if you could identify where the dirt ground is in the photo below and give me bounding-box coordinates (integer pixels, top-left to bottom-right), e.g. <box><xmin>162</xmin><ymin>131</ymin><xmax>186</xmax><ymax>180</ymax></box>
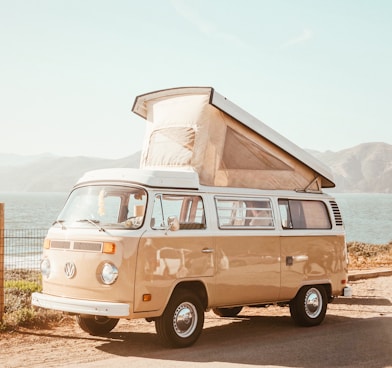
<box><xmin>1</xmin><ymin>274</ymin><xmax>392</xmax><ymax>368</ymax></box>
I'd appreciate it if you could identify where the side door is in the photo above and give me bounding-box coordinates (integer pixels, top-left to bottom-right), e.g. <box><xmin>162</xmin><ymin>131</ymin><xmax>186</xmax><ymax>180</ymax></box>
<box><xmin>212</xmin><ymin>197</ymin><xmax>281</xmax><ymax>307</ymax></box>
<box><xmin>134</xmin><ymin>192</ymin><xmax>214</xmax><ymax>313</ymax></box>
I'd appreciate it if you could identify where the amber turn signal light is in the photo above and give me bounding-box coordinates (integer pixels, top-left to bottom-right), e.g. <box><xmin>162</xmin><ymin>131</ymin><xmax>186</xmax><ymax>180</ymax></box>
<box><xmin>103</xmin><ymin>242</ymin><xmax>116</xmax><ymax>254</ymax></box>
<box><xmin>43</xmin><ymin>239</ymin><xmax>51</xmax><ymax>249</ymax></box>
<box><xmin>143</xmin><ymin>294</ymin><xmax>152</xmax><ymax>302</ymax></box>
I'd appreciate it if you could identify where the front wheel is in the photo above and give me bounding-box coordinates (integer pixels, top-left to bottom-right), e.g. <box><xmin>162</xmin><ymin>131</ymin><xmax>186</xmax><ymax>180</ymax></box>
<box><xmin>155</xmin><ymin>290</ymin><xmax>204</xmax><ymax>348</ymax></box>
<box><xmin>76</xmin><ymin>315</ymin><xmax>119</xmax><ymax>335</ymax></box>
<box><xmin>289</xmin><ymin>285</ymin><xmax>327</xmax><ymax>327</ymax></box>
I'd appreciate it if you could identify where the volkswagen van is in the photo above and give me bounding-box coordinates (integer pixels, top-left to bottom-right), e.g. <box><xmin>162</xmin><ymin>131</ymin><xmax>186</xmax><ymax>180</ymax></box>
<box><xmin>33</xmin><ymin>86</ymin><xmax>351</xmax><ymax>347</ymax></box>
<box><xmin>32</xmin><ymin>167</ymin><xmax>350</xmax><ymax>347</ymax></box>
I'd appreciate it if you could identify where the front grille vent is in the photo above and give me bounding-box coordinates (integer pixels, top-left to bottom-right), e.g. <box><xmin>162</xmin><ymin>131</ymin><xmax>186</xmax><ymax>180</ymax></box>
<box><xmin>73</xmin><ymin>241</ymin><xmax>102</xmax><ymax>252</ymax></box>
<box><xmin>49</xmin><ymin>240</ymin><xmax>103</xmax><ymax>252</ymax></box>
<box><xmin>329</xmin><ymin>201</ymin><xmax>343</xmax><ymax>226</ymax></box>
<box><xmin>50</xmin><ymin>240</ymin><xmax>71</xmax><ymax>249</ymax></box>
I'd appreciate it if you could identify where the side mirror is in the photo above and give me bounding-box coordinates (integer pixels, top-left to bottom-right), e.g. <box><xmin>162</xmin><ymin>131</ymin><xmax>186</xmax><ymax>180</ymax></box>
<box><xmin>167</xmin><ymin>216</ymin><xmax>180</xmax><ymax>232</ymax></box>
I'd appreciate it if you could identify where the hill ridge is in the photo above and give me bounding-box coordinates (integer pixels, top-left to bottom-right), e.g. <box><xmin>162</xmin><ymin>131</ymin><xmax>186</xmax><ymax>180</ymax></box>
<box><xmin>0</xmin><ymin>142</ymin><xmax>390</xmax><ymax>193</ymax></box>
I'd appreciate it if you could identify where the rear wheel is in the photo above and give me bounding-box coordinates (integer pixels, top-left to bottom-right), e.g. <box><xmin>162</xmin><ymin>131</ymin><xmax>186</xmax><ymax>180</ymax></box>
<box><xmin>76</xmin><ymin>315</ymin><xmax>119</xmax><ymax>335</ymax></box>
<box><xmin>289</xmin><ymin>285</ymin><xmax>327</xmax><ymax>327</ymax></box>
<box><xmin>155</xmin><ymin>290</ymin><xmax>204</xmax><ymax>348</ymax></box>
<box><xmin>213</xmin><ymin>306</ymin><xmax>243</xmax><ymax>317</ymax></box>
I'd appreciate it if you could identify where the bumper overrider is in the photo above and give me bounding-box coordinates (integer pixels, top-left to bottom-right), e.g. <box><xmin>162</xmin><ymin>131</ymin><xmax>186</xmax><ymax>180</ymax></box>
<box><xmin>32</xmin><ymin>292</ymin><xmax>130</xmax><ymax>317</ymax></box>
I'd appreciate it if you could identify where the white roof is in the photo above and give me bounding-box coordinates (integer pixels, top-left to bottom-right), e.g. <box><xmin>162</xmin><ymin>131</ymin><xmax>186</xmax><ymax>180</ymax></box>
<box><xmin>77</xmin><ymin>168</ymin><xmax>200</xmax><ymax>189</ymax></box>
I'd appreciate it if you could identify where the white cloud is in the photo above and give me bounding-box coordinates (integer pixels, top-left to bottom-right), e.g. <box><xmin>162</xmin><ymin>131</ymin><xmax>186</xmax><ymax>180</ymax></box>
<box><xmin>170</xmin><ymin>0</ymin><xmax>245</xmax><ymax>47</ymax></box>
<box><xmin>281</xmin><ymin>28</ymin><xmax>313</xmax><ymax>48</ymax></box>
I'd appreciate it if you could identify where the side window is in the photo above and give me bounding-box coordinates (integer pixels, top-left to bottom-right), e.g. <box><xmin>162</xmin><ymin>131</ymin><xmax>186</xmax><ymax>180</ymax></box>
<box><xmin>278</xmin><ymin>199</ymin><xmax>331</xmax><ymax>229</ymax></box>
<box><xmin>301</xmin><ymin>201</ymin><xmax>332</xmax><ymax>229</ymax></box>
<box><xmin>151</xmin><ymin>194</ymin><xmax>205</xmax><ymax>230</ymax></box>
<box><xmin>215</xmin><ymin>199</ymin><xmax>246</xmax><ymax>227</ymax></box>
<box><xmin>215</xmin><ymin>197</ymin><xmax>274</xmax><ymax>229</ymax></box>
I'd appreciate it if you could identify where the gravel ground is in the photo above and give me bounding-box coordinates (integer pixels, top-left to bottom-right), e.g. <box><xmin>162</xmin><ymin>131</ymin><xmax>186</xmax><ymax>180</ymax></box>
<box><xmin>1</xmin><ymin>274</ymin><xmax>391</xmax><ymax>368</ymax></box>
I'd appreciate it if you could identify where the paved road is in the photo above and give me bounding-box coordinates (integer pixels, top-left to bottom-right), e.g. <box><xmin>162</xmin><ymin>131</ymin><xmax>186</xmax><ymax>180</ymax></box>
<box><xmin>66</xmin><ymin>301</ymin><xmax>392</xmax><ymax>368</ymax></box>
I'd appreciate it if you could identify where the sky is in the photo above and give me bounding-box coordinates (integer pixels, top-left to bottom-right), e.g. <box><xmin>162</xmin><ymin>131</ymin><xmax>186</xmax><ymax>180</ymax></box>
<box><xmin>1</xmin><ymin>0</ymin><xmax>391</xmax><ymax>159</ymax></box>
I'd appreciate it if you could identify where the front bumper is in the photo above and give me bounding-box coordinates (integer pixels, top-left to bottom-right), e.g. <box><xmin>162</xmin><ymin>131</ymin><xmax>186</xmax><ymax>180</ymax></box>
<box><xmin>32</xmin><ymin>292</ymin><xmax>130</xmax><ymax>317</ymax></box>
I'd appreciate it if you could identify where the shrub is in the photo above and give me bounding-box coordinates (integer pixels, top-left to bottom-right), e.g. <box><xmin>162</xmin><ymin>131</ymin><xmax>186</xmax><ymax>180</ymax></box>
<box><xmin>347</xmin><ymin>241</ymin><xmax>392</xmax><ymax>269</ymax></box>
<box><xmin>1</xmin><ymin>270</ymin><xmax>63</xmax><ymax>331</ymax></box>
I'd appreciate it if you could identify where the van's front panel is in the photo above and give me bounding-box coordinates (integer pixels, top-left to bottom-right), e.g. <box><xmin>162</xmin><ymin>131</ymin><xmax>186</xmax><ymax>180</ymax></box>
<box><xmin>41</xmin><ymin>230</ymin><xmax>140</xmax><ymax>305</ymax></box>
<box><xmin>35</xmin><ymin>184</ymin><xmax>148</xmax><ymax>317</ymax></box>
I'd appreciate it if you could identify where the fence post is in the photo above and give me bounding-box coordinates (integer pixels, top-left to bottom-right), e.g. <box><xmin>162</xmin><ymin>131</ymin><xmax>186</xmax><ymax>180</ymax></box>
<box><xmin>0</xmin><ymin>203</ymin><xmax>4</xmax><ymax>322</ymax></box>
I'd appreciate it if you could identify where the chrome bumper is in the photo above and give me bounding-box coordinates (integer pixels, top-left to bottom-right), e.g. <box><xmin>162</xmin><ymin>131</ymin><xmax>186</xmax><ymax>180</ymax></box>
<box><xmin>32</xmin><ymin>292</ymin><xmax>130</xmax><ymax>317</ymax></box>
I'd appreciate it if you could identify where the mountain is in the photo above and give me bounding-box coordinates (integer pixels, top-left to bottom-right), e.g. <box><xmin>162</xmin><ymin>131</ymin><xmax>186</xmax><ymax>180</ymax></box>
<box><xmin>0</xmin><ymin>152</ymin><xmax>141</xmax><ymax>192</ymax></box>
<box><xmin>0</xmin><ymin>152</ymin><xmax>56</xmax><ymax>167</ymax></box>
<box><xmin>309</xmin><ymin>142</ymin><xmax>391</xmax><ymax>193</ymax></box>
<box><xmin>0</xmin><ymin>142</ymin><xmax>390</xmax><ymax>192</ymax></box>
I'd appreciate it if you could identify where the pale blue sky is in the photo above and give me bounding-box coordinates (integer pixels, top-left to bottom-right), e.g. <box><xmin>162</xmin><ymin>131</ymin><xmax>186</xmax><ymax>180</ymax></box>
<box><xmin>1</xmin><ymin>0</ymin><xmax>391</xmax><ymax>159</ymax></box>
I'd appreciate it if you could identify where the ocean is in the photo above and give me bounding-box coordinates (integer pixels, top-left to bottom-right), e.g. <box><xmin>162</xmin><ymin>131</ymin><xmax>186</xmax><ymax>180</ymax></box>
<box><xmin>0</xmin><ymin>192</ymin><xmax>391</xmax><ymax>244</ymax></box>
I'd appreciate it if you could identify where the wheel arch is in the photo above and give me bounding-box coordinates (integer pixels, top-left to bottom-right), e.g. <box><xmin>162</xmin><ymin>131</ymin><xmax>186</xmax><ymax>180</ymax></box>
<box><xmin>292</xmin><ymin>282</ymin><xmax>332</xmax><ymax>302</ymax></box>
<box><xmin>172</xmin><ymin>280</ymin><xmax>209</xmax><ymax>310</ymax></box>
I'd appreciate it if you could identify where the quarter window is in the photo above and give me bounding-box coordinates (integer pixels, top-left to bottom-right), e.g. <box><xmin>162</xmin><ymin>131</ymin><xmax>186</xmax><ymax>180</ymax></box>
<box><xmin>278</xmin><ymin>199</ymin><xmax>331</xmax><ymax>229</ymax></box>
<box><xmin>215</xmin><ymin>197</ymin><xmax>274</xmax><ymax>229</ymax></box>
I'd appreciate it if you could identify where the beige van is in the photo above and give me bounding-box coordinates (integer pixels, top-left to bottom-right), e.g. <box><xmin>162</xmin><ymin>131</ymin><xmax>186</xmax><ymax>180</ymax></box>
<box><xmin>32</xmin><ymin>167</ymin><xmax>350</xmax><ymax>347</ymax></box>
<box><xmin>33</xmin><ymin>86</ymin><xmax>351</xmax><ymax>347</ymax></box>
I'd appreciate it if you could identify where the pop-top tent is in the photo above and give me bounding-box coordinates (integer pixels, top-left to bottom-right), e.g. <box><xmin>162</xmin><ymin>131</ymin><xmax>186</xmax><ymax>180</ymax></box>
<box><xmin>132</xmin><ymin>87</ymin><xmax>335</xmax><ymax>192</ymax></box>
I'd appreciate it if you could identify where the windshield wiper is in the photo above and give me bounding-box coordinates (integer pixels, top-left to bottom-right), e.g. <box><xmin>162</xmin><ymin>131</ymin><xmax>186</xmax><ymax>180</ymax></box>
<box><xmin>52</xmin><ymin>220</ymin><xmax>67</xmax><ymax>230</ymax></box>
<box><xmin>77</xmin><ymin>219</ymin><xmax>107</xmax><ymax>232</ymax></box>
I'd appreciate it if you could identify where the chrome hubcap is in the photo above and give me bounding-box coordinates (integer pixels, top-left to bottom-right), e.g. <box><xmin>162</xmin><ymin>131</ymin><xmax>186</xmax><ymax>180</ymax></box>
<box><xmin>304</xmin><ymin>288</ymin><xmax>322</xmax><ymax>318</ymax></box>
<box><xmin>173</xmin><ymin>302</ymin><xmax>197</xmax><ymax>338</ymax></box>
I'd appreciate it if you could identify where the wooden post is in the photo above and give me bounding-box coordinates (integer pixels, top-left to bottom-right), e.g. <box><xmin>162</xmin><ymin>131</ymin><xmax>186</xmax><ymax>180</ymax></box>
<box><xmin>0</xmin><ymin>203</ymin><xmax>4</xmax><ymax>322</ymax></box>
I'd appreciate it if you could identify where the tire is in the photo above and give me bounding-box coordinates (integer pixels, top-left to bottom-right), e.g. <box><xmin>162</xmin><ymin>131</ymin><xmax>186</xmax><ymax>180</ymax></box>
<box><xmin>289</xmin><ymin>285</ymin><xmax>328</xmax><ymax>327</ymax></box>
<box><xmin>76</xmin><ymin>315</ymin><xmax>119</xmax><ymax>335</ymax></box>
<box><xmin>155</xmin><ymin>290</ymin><xmax>204</xmax><ymax>348</ymax></box>
<box><xmin>212</xmin><ymin>306</ymin><xmax>243</xmax><ymax>317</ymax></box>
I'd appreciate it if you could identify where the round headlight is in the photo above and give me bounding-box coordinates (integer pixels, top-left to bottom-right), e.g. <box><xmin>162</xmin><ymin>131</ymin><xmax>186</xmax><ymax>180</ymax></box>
<box><xmin>100</xmin><ymin>262</ymin><xmax>119</xmax><ymax>285</ymax></box>
<box><xmin>40</xmin><ymin>258</ymin><xmax>51</xmax><ymax>278</ymax></box>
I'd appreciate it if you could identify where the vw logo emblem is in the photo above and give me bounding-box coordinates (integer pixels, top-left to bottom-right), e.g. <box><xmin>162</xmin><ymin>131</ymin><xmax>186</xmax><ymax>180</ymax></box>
<box><xmin>64</xmin><ymin>261</ymin><xmax>76</xmax><ymax>279</ymax></box>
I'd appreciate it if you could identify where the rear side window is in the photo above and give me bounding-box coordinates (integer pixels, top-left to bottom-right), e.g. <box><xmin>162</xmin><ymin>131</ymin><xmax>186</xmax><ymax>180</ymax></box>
<box><xmin>278</xmin><ymin>199</ymin><xmax>331</xmax><ymax>229</ymax></box>
<box><xmin>215</xmin><ymin>197</ymin><xmax>274</xmax><ymax>229</ymax></box>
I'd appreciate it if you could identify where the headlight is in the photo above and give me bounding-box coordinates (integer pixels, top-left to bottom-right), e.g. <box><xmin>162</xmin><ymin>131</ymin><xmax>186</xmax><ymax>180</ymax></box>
<box><xmin>40</xmin><ymin>258</ymin><xmax>51</xmax><ymax>278</ymax></box>
<box><xmin>100</xmin><ymin>262</ymin><xmax>119</xmax><ymax>285</ymax></box>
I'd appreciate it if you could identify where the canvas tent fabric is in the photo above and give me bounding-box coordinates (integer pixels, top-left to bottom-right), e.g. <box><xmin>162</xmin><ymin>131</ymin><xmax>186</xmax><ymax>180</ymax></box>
<box><xmin>132</xmin><ymin>87</ymin><xmax>335</xmax><ymax>191</ymax></box>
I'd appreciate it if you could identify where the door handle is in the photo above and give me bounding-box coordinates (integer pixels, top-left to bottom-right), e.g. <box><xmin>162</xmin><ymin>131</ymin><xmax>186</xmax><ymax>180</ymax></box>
<box><xmin>286</xmin><ymin>255</ymin><xmax>309</xmax><ymax>266</ymax></box>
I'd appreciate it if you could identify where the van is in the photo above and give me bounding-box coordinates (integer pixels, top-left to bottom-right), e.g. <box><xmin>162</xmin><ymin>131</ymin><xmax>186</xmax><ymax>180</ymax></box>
<box><xmin>32</xmin><ymin>87</ymin><xmax>351</xmax><ymax>347</ymax></box>
<box><xmin>32</xmin><ymin>167</ymin><xmax>349</xmax><ymax>347</ymax></box>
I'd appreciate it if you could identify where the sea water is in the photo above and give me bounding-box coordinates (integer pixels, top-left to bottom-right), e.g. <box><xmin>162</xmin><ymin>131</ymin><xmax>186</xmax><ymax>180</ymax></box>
<box><xmin>334</xmin><ymin>193</ymin><xmax>392</xmax><ymax>244</ymax></box>
<box><xmin>0</xmin><ymin>192</ymin><xmax>391</xmax><ymax>243</ymax></box>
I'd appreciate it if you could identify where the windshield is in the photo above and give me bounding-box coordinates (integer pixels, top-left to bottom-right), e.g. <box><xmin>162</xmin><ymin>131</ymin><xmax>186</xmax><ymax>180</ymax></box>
<box><xmin>56</xmin><ymin>185</ymin><xmax>147</xmax><ymax>229</ymax></box>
